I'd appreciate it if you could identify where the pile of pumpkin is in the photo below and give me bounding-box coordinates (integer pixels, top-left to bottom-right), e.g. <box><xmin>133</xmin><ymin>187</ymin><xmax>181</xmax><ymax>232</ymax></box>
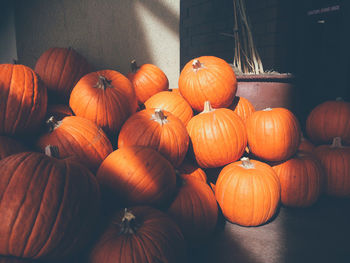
<box><xmin>0</xmin><ymin>47</ymin><xmax>349</xmax><ymax>263</ymax></box>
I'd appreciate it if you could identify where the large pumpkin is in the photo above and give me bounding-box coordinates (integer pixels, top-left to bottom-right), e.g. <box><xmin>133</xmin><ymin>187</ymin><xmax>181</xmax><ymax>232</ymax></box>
<box><xmin>215</xmin><ymin>157</ymin><xmax>280</xmax><ymax>226</ymax></box>
<box><xmin>0</xmin><ymin>136</ymin><xmax>27</xmax><ymax>160</ymax></box>
<box><xmin>89</xmin><ymin>206</ymin><xmax>186</xmax><ymax>263</ymax></box>
<box><xmin>37</xmin><ymin>116</ymin><xmax>113</xmax><ymax>172</ymax></box>
<box><xmin>272</xmin><ymin>152</ymin><xmax>324</xmax><ymax>207</ymax></box>
<box><xmin>144</xmin><ymin>91</ymin><xmax>193</xmax><ymax>125</ymax></box>
<box><xmin>228</xmin><ymin>96</ymin><xmax>255</xmax><ymax>123</ymax></box>
<box><xmin>118</xmin><ymin>108</ymin><xmax>189</xmax><ymax>167</ymax></box>
<box><xmin>0</xmin><ymin>151</ymin><xmax>100</xmax><ymax>260</ymax></box>
<box><xmin>0</xmin><ymin>64</ymin><xmax>47</xmax><ymax>135</ymax></box>
<box><xmin>314</xmin><ymin>137</ymin><xmax>350</xmax><ymax>197</ymax></box>
<box><xmin>127</xmin><ymin>60</ymin><xmax>169</xmax><ymax>104</ymax></box>
<box><xmin>178</xmin><ymin>56</ymin><xmax>237</xmax><ymax>112</ymax></box>
<box><xmin>69</xmin><ymin>70</ymin><xmax>137</xmax><ymax>139</ymax></box>
<box><xmin>306</xmin><ymin>98</ymin><xmax>350</xmax><ymax>145</ymax></box>
<box><xmin>34</xmin><ymin>47</ymin><xmax>92</xmax><ymax>102</ymax></box>
<box><xmin>97</xmin><ymin>146</ymin><xmax>176</xmax><ymax>206</ymax></box>
<box><xmin>246</xmin><ymin>107</ymin><xmax>301</xmax><ymax>162</ymax></box>
<box><xmin>186</xmin><ymin>101</ymin><xmax>247</xmax><ymax>168</ymax></box>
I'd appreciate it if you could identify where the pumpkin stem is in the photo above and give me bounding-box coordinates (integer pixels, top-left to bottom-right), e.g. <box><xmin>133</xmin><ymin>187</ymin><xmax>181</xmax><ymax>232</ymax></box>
<box><xmin>119</xmin><ymin>208</ymin><xmax>138</xmax><ymax>235</ymax></box>
<box><xmin>131</xmin><ymin>60</ymin><xmax>139</xmax><ymax>73</ymax></box>
<box><xmin>331</xmin><ymin>137</ymin><xmax>343</xmax><ymax>148</ymax></box>
<box><xmin>46</xmin><ymin>116</ymin><xmax>62</xmax><ymax>131</ymax></box>
<box><xmin>45</xmin><ymin>145</ymin><xmax>60</xmax><ymax>158</ymax></box>
<box><xmin>192</xmin><ymin>59</ymin><xmax>204</xmax><ymax>71</ymax></box>
<box><xmin>240</xmin><ymin>157</ymin><xmax>255</xmax><ymax>169</ymax></box>
<box><xmin>202</xmin><ymin>101</ymin><xmax>215</xmax><ymax>113</ymax></box>
<box><xmin>263</xmin><ymin>107</ymin><xmax>273</xmax><ymax>111</ymax></box>
<box><xmin>96</xmin><ymin>75</ymin><xmax>113</xmax><ymax>90</ymax></box>
<box><xmin>151</xmin><ymin>109</ymin><xmax>169</xmax><ymax>125</ymax></box>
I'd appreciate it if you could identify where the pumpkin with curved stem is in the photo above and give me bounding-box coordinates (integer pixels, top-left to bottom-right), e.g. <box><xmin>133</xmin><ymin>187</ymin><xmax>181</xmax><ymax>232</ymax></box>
<box><xmin>178</xmin><ymin>56</ymin><xmax>237</xmax><ymax>112</ymax></box>
<box><xmin>176</xmin><ymin>161</ymin><xmax>207</xmax><ymax>183</ymax></box>
<box><xmin>144</xmin><ymin>91</ymin><xmax>193</xmax><ymax>125</ymax></box>
<box><xmin>89</xmin><ymin>206</ymin><xmax>186</xmax><ymax>263</ymax></box>
<box><xmin>34</xmin><ymin>47</ymin><xmax>92</xmax><ymax>102</ymax></box>
<box><xmin>0</xmin><ymin>150</ymin><xmax>100</xmax><ymax>260</ymax></box>
<box><xmin>246</xmin><ymin>107</ymin><xmax>301</xmax><ymax>162</ymax></box>
<box><xmin>228</xmin><ymin>96</ymin><xmax>255</xmax><ymax>123</ymax></box>
<box><xmin>127</xmin><ymin>60</ymin><xmax>169</xmax><ymax>104</ymax></box>
<box><xmin>0</xmin><ymin>136</ymin><xmax>27</xmax><ymax>160</ymax></box>
<box><xmin>0</xmin><ymin>64</ymin><xmax>47</xmax><ymax>135</ymax></box>
<box><xmin>186</xmin><ymin>101</ymin><xmax>247</xmax><ymax>168</ymax></box>
<box><xmin>69</xmin><ymin>70</ymin><xmax>137</xmax><ymax>139</ymax></box>
<box><xmin>97</xmin><ymin>146</ymin><xmax>176</xmax><ymax>206</ymax></box>
<box><xmin>118</xmin><ymin>108</ymin><xmax>189</xmax><ymax>167</ymax></box>
<box><xmin>314</xmin><ymin>137</ymin><xmax>350</xmax><ymax>197</ymax></box>
<box><xmin>272</xmin><ymin>152</ymin><xmax>324</xmax><ymax>207</ymax></box>
<box><xmin>306</xmin><ymin>98</ymin><xmax>350</xmax><ymax>145</ymax></box>
<box><xmin>215</xmin><ymin>157</ymin><xmax>280</xmax><ymax>226</ymax></box>
<box><xmin>37</xmin><ymin>116</ymin><xmax>113</xmax><ymax>172</ymax></box>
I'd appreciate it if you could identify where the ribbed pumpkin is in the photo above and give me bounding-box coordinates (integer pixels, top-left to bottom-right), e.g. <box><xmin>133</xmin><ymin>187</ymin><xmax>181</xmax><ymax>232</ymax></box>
<box><xmin>228</xmin><ymin>96</ymin><xmax>255</xmax><ymax>123</ymax></box>
<box><xmin>46</xmin><ymin>104</ymin><xmax>74</xmax><ymax>121</ymax></box>
<box><xmin>34</xmin><ymin>47</ymin><xmax>92</xmax><ymax>102</ymax></box>
<box><xmin>0</xmin><ymin>136</ymin><xmax>27</xmax><ymax>160</ymax></box>
<box><xmin>314</xmin><ymin>137</ymin><xmax>350</xmax><ymax>197</ymax></box>
<box><xmin>37</xmin><ymin>116</ymin><xmax>113</xmax><ymax>172</ymax></box>
<box><xmin>69</xmin><ymin>70</ymin><xmax>137</xmax><ymax>139</ymax></box>
<box><xmin>97</xmin><ymin>146</ymin><xmax>176</xmax><ymax>206</ymax></box>
<box><xmin>186</xmin><ymin>101</ymin><xmax>247</xmax><ymax>168</ymax></box>
<box><xmin>167</xmin><ymin>177</ymin><xmax>218</xmax><ymax>243</ymax></box>
<box><xmin>0</xmin><ymin>151</ymin><xmax>100</xmax><ymax>260</ymax></box>
<box><xmin>127</xmin><ymin>60</ymin><xmax>169</xmax><ymax>104</ymax></box>
<box><xmin>176</xmin><ymin>161</ymin><xmax>207</xmax><ymax>183</ymax></box>
<box><xmin>144</xmin><ymin>91</ymin><xmax>193</xmax><ymax>125</ymax></box>
<box><xmin>272</xmin><ymin>152</ymin><xmax>324</xmax><ymax>207</ymax></box>
<box><xmin>178</xmin><ymin>56</ymin><xmax>237</xmax><ymax>112</ymax></box>
<box><xmin>118</xmin><ymin>109</ymin><xmax>189</xmax><ymax>167</ymax></box>
<box><xmin>0</xmin><ymin>64</ymin><xmax>47</xmax><ymax>135</ymax></box>
<box><xmin>246</xmin><ymin>107</ymin><xmax>301</xmax><ymax>162</ymax></box>
<box><xmin>215</xmin><ymin>157</ymin><xmax>280</xmax><ymax>226</ymax></box>
<box><xmin>298</xmin><ymin>135</ymin><xmax>315</xmax><ymax>153</ymax></box>
<box><xmin>89</xmin><ymin>206</ymin><xmax>186</xmax><ymax>263</ymax></box>
<box><xmin>306</xmin><ymin>98</ymin><xmax>350</xmax><ymax>145</ymax></box>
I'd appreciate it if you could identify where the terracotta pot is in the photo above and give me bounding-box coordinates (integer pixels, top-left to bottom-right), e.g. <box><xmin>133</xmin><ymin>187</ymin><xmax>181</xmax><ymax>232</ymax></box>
<box><xmin>236</xmin><ymin>74</ymin><xmax>297</xmax><ymax>111</ymax></box>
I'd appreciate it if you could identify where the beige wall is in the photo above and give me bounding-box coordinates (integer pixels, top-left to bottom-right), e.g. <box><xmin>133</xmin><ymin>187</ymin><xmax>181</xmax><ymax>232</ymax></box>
<box><xmin>15</xmin><ymin>0</ymin><xmax>180</xmax><ymax>89</ymax></box>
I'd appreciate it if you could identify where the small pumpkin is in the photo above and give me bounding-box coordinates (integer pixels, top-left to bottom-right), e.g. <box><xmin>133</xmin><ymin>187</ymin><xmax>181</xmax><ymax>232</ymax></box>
<box><xmin>228</xmin><ymin>96</ymin><xmax>255</xmax><ymax>123</ymax></box>
<box><xmin>186</xmin><ymin>101</ymin><xmax>247</xmax><ymax>168</ymax></box>
<box><xmin>46</xmin><ymin>104</ymin><xmax>74</xmax><ymax>121</ymax></box>
<box><xmin>0</xmin><ymin>136</ymin><xmax>27</xmax><ymax>160</ymax></box>
<box><xmin>178</xmin><ymin>56</ymin><xmax>237</xmax><ymax>112</ymax></box>
<box><xmin>215</xmin><ymin>157</ymin><xmax>280</xmax><ymax>226</ymax></box>
<box><xmin>127</xmin><ymin>60</ymin><xmax>169</xmax><ymax>104</ymax></box>
<box><xmin>176</xmin><ymin>161</ymin><xmax>207</xmax><ymax>183</ymax></box>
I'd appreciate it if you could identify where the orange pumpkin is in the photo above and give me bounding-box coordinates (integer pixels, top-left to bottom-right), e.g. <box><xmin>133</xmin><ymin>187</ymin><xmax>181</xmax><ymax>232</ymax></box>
<box><xmin>306</xmin><ymin>98</ymin><xmax>350</xmax><ymax>145</ymax></box>
<box><xmin>186</xmin><ymin>101</ymin><xmax>247</xmax><ymax>168</ymax></box>
<box><xmin>127</xmin><ymin>60</ymin><xmax>168</xmax><ymax>104</ymax></box>
<box><xmin>215</xmin><ymin>157</ymin><xmax>280</xmax><ymax>226</ymax></box>
<box><xmin>69</xmin><ymin>70</ymin><xmax>137</xmax><ymax>139</ymax></box>
<box><xmin>228</xmin><ymin>96</ymin><xmax>255</xmax><ymax>123</ymax></box>
<box><xmin>0</xmin><ymin>136</ymin><xmax>27</xmax><ymax>160</ymax></box>
<box><xmin>144</xmin><ymin>91</ymin><xmax>193</xmax><ymax>125</ymax></box>
<box><xmin>0</xmin><ymin>64</ymin><xmax>47</xmax><ymax>135</ymax></box>
<box><xmin>314</xmin><ymin>137</ymin><xmax>350</xmax><ymax>197</ymax></box>
<box><xmin>178</xmin><ymin>56</ymin><xmax>237</xmax><ymax>112</ymax></box>
<box><xmin>272</xmin><ymin>152</ymin><xmax>324</xmax><ymax>207</ymax></box>
<box><xmin>176</xmin><ymin>161</ymin><xmax>207</xmax><ymax>183</ymax></box>
<box><xmin>246</xmin><ymin>107</ymin><xmax>301</xmax><ymax>162</ymax></box>
<box><xmin>34</xmin><ymin>47</ymin><xmax>92</xmax><ymax>102</ymax></box>
<box><xmin>118</xmin><ymin>109</ymin><xmax>189</xmax><ymax>167</ymax></box>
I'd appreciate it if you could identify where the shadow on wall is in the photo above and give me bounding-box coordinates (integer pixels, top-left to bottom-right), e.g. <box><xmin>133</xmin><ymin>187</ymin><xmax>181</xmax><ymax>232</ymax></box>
<box><xmin>14</xmin><ymin>0</ymin><xmax>179</xmax><ymax>88</ymax></box>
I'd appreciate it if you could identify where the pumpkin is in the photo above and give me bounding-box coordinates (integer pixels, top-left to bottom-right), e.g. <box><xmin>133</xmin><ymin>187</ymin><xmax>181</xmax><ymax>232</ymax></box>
<box><xmin>272</xmin><ymin>152</ymin><xmax>324</xmax><ymax>207</ymax></box>
<box><xmin>314</xmin><ymin>137</ymin><xmax>350</xmax><ymax>197</ymax></box>
<box><xmin>306</xmin><ymin>98</ymin><xmax>350</xmax><ymax>145</ymax></box>
<box><xmin>298</xmin><ymin>135</ymin><xmax>315</xmax><ymax>153</ymax></box>
<box><xmin>178</xmin><ymin>56</ymin><xmax>237</xmax><ymax>112</ymax></box>
<box><xmin>97</xmin><ymin>146</ymin><xmax>176</xmax><ymax>206</ymax></box>
<box><xmin>215</xmin><ymin>157</ymin><xmax>280</xmax><ymax>226</ymax></box>
<box><xmin>246</xmin><ymin>107</ymin><xmax>301</xmax><ymax>162</ymax></box>
<box><xmin>144</xmin><ymin>91</ymin><xmax>193</xmax><ymax>125</ymax></box>
<box><xmin>176</xmin><ymin>161</ymin><xmax>207</xmax><ymax>183</ymax></box>
<box><xmin>34</xmin><ymin>47</ymin><xmax>92</xmax><ymax>102</ymax></box>
<box><xmin>89</xmin><ymin>206</ymin><xmax>186</xmax><ymax>263</ymax></box>
<box><xmin>228</xmin><ymin>96</ymin><xmax>255</xmax><ymax>123</ymax></box>
<box><xmin>127</xmin><ymin>60</ymin><xmax>169</xmax><ymax>104</ymax></box>
<box><xmin>186</xmin><ymin>101</ymin><xmax>247</xmax><ymax>168</ymax></box>
<box><xmin>118</xmin><ymin>108</ymin><xmax>189</xmax><ymax>167</ymax></box>
<box><xmin>37</xmin><ymin>116</ymin><xmax>113</xmax><ymax>172</ymax></box>
<box><xmin>0</xmin><ymin>136</ymin><xmax>27</xmax><ymax>160</ymax></box>
<box><xmin>0</xmin><ymin>150</ymin><xmax>100</xmax><ymax>260</ymax></box>
<box><xmin>46</xmin><ymin>104</ymin><xmax>74</xmax><ymax>121</ymax></box>
<box><xmin>167</xmin><ymin>177</ymin><xmax>218</xmax><ymax>243</ymax></box>
<box><xmin>0</xmin><ymin>64</ymin><xmax>47</xmax><ymax>135</ymax></box>
<box><xmin>69</xmin><ymin>70</ymin><xmax>137</xmax><ymax>139</ymax></box>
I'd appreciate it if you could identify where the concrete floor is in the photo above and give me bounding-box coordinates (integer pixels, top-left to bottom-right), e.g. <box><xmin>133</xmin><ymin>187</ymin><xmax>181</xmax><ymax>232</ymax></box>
<box><xmin>189</xmin><ymin>196</ymin><xmax>350</xmax><ymax>263</ymax></box>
